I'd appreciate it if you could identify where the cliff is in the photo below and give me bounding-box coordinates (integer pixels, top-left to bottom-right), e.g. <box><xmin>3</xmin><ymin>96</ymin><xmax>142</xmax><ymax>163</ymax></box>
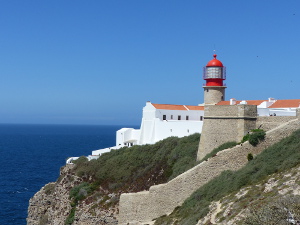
<box><xmin>27</xmin><ymin>165</ymin><xmax>118</xmax><ymax>225</ymax></box>
<box><xmin>27</xmin><ymin>134</ymin><xmax>200</xmax><ymax>225</ymax></box>
<box><xmin>27</xmin><ymin>117</ymin><xmax>300</xmax><ymax>224</ymax></box>
<box><xmin>197</xmin><ymin>164</ymin><xmax>300</xmax><ymax>224</ymax></box>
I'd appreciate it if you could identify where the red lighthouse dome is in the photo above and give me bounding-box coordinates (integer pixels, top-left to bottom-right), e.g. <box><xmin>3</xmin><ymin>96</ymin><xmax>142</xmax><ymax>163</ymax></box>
<box><xmin>203</xmin><ymin>54</ymin><xmax>226</xmax><ymax>86</ymax></box>
<box><xmin>206</xmin><ymin>54</ymin><xmax>223</xmax><ymax>67</ymax></box>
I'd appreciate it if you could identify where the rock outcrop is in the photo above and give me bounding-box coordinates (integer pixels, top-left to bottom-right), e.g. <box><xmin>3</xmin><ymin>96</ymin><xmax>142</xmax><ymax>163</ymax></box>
<box><xmin>27</xmin><ymin>165</ymin><xmax>118</xmax><ymax>225</ymax></box>
<box><xmin>197</xmin><ymin>165</ymin><xmax>300</xmax><ymax>224</ymax></box>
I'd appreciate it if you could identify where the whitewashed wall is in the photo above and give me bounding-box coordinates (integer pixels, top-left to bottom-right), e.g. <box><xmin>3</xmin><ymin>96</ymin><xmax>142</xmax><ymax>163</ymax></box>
<box><xmin>117</xmin><ymin>102</ymin><xmax>204</xmax><ymax>146</ymax></box>
<box><xmin>258</xmin><ymin>108</ymin><xmax>297</xmax><ymax>116</ymax></box>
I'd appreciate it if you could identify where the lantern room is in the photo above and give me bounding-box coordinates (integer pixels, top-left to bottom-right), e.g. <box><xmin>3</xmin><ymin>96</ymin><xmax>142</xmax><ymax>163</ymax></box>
<box><xmin>203</xmin><ymin>54</ymin><xmax>226</xmax><ymax>86</ymax></box>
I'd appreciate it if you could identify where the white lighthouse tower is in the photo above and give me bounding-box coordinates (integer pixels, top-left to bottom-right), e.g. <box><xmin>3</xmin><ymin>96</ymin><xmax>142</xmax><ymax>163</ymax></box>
<box><xmin>203</xmin><ymin>54</ymin><xmax>226</xmax><ymax>105</ymax></box>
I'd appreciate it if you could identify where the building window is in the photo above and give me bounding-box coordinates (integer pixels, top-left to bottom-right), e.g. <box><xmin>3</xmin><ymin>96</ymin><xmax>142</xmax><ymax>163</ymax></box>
<box><xmin>200</xmin><ymin>116</ymin><xmax>203</xmax><ymax>121</ymax></box>
<box><xmin>170</xmin><ymin>129</ymin><xmax>172</xmax><ymax>132</ymax></box>
<box><xmin>178</xmin><ymin>115</ymin><xmax>181</xmax><ymax>120</ymax></box>
<box><xmin>171</xmin><ymin>115</ymin><xmax>173</xmax><ymax>119</ymax></box>
<box><xmin>163</xmin><ymin>115</ymin><xmax>166</xmax><ymax>120</ymax></box>
<box><xmin>186</xmin><ymin>116</ymin><xmax>189</xmax><ymax>120</ymax></box>
<box><xmin>187</xmin><ymin>129</ymin><xmax>189</xmax><ymax>133</ymax></box>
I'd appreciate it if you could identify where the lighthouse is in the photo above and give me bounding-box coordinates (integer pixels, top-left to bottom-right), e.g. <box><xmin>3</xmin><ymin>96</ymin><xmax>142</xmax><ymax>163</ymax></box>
<box><xmin>203</xmin><ymin>54</ymin><xmax>226</xmax><ymax>105</ymax></box>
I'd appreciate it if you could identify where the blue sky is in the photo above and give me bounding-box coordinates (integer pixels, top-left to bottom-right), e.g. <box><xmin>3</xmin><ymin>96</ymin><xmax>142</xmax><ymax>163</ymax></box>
<box><xmin>0</xmin><ymin>1</ymin><xmax>299</xmax><ymax>125</ymax></box>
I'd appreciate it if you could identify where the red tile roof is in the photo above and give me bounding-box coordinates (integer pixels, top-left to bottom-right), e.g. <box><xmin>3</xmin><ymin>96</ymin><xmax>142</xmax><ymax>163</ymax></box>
<box><xmin>268</xmin><ymin>99</ymin><xmax>300</xmax><ymax>108</ymax></box>
<box><xmin>216</xmin><ymin>100</ymin><xmax>266</xmax><ymax>106</ymax></box>
<box><xmin>151</xmin><ymin>99</ymin><xmax>300</xmax><ymax>111</ymax></box>
<box><xmin>152</xmin><ymin>103</ymin><xmax>187</xmax><ymax>110</ymax></box>
<box><xmin>151</xmin><ymin>103</ymin><xmax>204</xmax><ymax>111</ymax></box>
<box><xmin>216</xmin><ymin>101</ymin><xmax>232</xmax><ymax>105</ymax></box>
<box><xmin>185</xmin><ymin>105</ymin><xmax>204</xmax><ymax>110</ymax></box>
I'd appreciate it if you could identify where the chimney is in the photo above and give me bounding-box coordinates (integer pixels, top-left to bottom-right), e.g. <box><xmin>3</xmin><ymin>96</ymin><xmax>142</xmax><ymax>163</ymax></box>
<box><xmin>240</xmin><ymin>100</ymin><xmax>248</xmax><ymax>105</ymax></box>
<box><xmin>230</xmin><ymin>98</ymin><xmax>236</xmax><ymax>105</ymax></box>
<box><xmin>268</xmin><ymin>97</ymin><xmax>276</xmax><ymax>103</ymax></box>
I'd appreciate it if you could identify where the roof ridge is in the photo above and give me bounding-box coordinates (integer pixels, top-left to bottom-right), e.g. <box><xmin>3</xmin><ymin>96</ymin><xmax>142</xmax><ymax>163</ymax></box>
<box><xmin>183</xmin><ymin>105</ymin><xmax>189</xmax><ymax>110</ymax></box>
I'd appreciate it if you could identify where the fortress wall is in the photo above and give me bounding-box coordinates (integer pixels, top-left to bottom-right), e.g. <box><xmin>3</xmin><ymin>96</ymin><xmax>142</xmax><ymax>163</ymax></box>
<box><xmin>118</xmin><ymin>118</ymin><xmax>300</xmax><ymax>225</ymax></box>
<box><xmin>197</xmin><ymin>105</ymin><xmax>257</xmax><ymax>161</ymax></box>
<box><xmin>256</xmin><ymin>116</ymin><xmax>296</xmax><ymax>131</ymax></box>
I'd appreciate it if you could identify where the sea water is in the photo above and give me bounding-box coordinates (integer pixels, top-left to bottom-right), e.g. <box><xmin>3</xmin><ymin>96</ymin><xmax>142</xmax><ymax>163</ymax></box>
<box><xmin>0</xmin><ymin>124</ymin><xmax>137</xmax><ymax>225</ymax></box>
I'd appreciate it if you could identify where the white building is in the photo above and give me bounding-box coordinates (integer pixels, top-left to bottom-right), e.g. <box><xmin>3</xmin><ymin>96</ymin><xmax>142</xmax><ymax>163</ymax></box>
<box><xmin>88</xmin><ymin>98</ymin><xmax>300</xmax><ymax>159</ymax></box>
<box><xmin>67</xmin><ymin>101</ymin><xmax>204</xmax><ymax>163</ymax></box>
<box><xmin>91</xmin><ymin>102</ymin><xmax>204</xmax><ymax>157</ymax></box>
<box><xmin>217</xmin><ymin>98</ymin><xmax>300</xmax><ymax>116</ymax></box>
<box><xmin>118</xmin><ymin>101</ymin><xmax>204</xmax><ymax>147</ymax></box>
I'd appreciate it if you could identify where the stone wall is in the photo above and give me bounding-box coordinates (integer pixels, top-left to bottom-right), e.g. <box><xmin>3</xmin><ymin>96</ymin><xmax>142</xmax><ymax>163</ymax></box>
<box><xmin>256</xmin><ymin>116</ymin><xmax>296</xmax><ymax>131</ymax></box>
<box><xmin>197</xmin><ymin>105</ymin><xmax>257</xmax><ymax>161</ymax></box>
<box><xmin>203</xmin><ymin>86</ymin><xmax>226</xmax><ymax>105</ymax></box>
<box><xmin>118</xmin><ymin>118</ymin><xmax>300</xmax><ymax>225</ymax></box>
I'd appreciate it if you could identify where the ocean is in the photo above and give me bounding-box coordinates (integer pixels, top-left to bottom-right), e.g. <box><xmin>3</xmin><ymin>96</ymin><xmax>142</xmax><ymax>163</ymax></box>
<box><xmin>0</xmin><ymin>124</ymin><xmax>137</xmax><ymax>225</ymax></box>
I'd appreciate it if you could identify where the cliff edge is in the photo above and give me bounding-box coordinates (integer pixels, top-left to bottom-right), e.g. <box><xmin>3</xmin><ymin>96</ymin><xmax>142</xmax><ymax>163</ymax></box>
<box><xmin>27</xmin><ymin>165</ymin><xmax>118</xmax><ymax>225</ymax></box>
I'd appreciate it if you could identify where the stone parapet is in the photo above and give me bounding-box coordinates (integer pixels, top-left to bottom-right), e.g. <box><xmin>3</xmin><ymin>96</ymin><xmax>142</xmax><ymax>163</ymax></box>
<box><xmin>256</xmin><ymin>116</ymin><xmax>296</xmax><ymax>131</ymax></box>
<box><xmin>203</xmin><ymin>104</ymin><xmax>257</xmax><ymax>117</ymax></box>
<box><xmin>118</xmin><ymin>118</ymin><xmax>300</xmax><ymax>225</ymax></box>
<box><xmin>197</xmin><ymin>105</ymin><xmax>257</xmax><ymax>161</ymax></box>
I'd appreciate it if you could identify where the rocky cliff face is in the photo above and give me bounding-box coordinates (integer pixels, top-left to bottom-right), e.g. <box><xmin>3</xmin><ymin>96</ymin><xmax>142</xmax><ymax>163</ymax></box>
<box><xmin>27</xmin><ymin>165</ymin><xmax>118</xmax><ymax>225</ymax></box>
<box><xmin>197</xmin><ymin>165</ymin><xmax>300</xmax><ymax>224</ymax></box>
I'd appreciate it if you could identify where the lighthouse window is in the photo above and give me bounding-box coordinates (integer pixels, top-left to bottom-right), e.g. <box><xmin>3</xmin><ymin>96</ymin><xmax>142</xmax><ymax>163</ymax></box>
<box><xmin>163</xmin><ymin>115</ymin><xmax>166</xmax><ymax>120</ymax></box>
<box><xmin>178</xmin><ymin>115</ymin><xmax>181</xmax><ymax>120</ymax></box>
<box><xmin>206</xmin><ymin>67</ymin><xmax>223</xmax><ymax>79</ymax></box>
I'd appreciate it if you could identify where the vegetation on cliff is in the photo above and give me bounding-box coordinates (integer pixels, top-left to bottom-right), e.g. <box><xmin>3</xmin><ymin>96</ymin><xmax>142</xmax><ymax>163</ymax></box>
<box><xmin>63</xmin><ymin>133</ymin><xmax>205</xmax><ymax>223</ymax></box>
<box><xmin>241</xmin><ymin>128</ymin><xmax>266</xmax><ymax>146</ymax></box>
<box><xmin>155</xmin><ymin>128</ymin><xmax>300</xmax><ymax>225</ymax></box>
<box><xmin>73</xmin><ymin>133</ymin><xmax>201</xmax><ymax>194</ymax></box>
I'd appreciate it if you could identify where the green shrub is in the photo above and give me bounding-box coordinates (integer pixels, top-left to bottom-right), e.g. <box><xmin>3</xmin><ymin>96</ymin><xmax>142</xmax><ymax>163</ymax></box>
<box><xmin>241</xmin><ymin>134</ymin><xmax>250</xmax><ymax>143</ymax></box>
<box><xmin>247</xmin><ymin>153</ymin><xmax>254</xmax><ymax>161</ymax></box>
<box><xmin>241</xmin><ymin>129</ymin><xmax>266</xmax><ymax>146</ymax></box>
<box><xmin>249</xmin><ymin>129</ymin><xmax>266</xmax><ymax>146</ymax></box>
<box><xmin>69</xmin><ymin>182</ymin><xmax>95</xmax><ymax>203</ymax></box>
<box><xmin>65</xmin><ymin>207</ymin><xmax>76</xmax><ymax>225</ymax></box>
<box><xmin>72</xmin><ymin>156</ymin><xmax>88</xmax><ymax>165</ymax></box>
